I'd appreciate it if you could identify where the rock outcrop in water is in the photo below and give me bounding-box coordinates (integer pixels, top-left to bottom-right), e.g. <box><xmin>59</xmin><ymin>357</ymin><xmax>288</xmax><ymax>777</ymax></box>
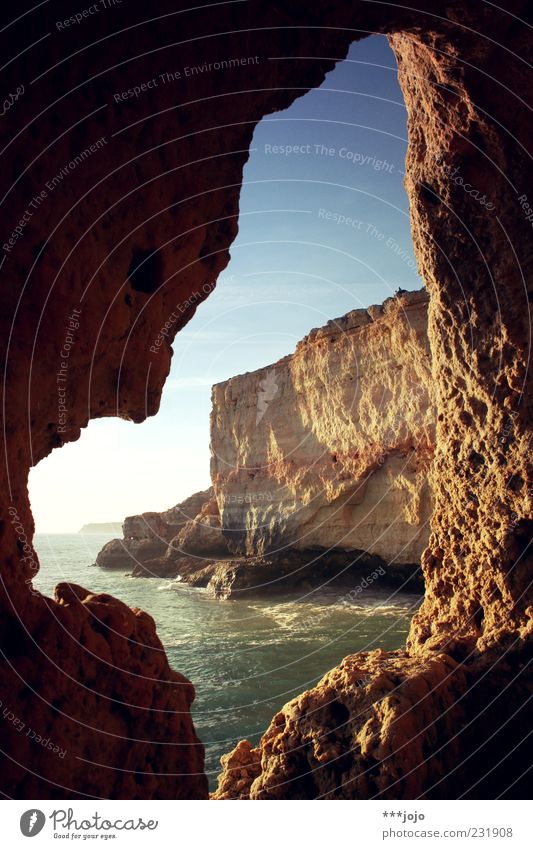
<box><xmin>211</xmin><ymin>289</ymin><xmax>434</xmax><ymax>566</ymax></box>
<box><xmin>96</xmin><ymin>489</ymin><xmax>214</xmax><ymax>569</ymax></box>
<box><xmin>1</xmin><ymin>0</ymin><xmax>530</xmax><ymax>800</ymax></box>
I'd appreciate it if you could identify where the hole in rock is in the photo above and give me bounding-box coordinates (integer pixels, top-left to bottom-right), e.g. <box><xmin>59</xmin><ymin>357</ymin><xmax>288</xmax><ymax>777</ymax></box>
<box><xmin>127</xmin><ymin>247</ymin><xmax>163</xmax><ymax>294</ymax></box>
<box><xmin>29</xmin><ymin>36</ymin><xmax>430</xmax><ymax>789</ymax></box>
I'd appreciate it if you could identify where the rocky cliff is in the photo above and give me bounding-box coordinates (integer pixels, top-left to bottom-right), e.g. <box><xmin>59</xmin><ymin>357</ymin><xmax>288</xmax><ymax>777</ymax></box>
<box><xmin>211</xmin><ymin>289</ymin><xmax>434</xmax><ymax>567</ymax></box>
<box><xmin>1</xmin><ymin>0</ymin><xmax>530</xmax><ymax>801</ymax></box>
<box><xmin>100</xmin><ymin>290</ymin><xmax>432</xmax><ymax>593</ymax></box>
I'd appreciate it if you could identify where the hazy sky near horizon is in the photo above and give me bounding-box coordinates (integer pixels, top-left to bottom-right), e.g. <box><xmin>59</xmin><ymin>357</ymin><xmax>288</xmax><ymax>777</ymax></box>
<box><xmin>30</xmin><ymin>35</ymin><xmax>423</xmax><ymax>533</ymax></box>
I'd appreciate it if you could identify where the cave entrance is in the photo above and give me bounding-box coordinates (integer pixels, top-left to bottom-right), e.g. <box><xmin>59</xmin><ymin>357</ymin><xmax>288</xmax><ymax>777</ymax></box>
<box><xmin>28</xmin><ymin>35</ymin><xmax>428</xmax><ymax>788</ymax></box>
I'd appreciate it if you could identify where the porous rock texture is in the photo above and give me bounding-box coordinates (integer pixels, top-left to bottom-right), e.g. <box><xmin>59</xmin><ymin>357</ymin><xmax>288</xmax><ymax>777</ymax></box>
<box><xmin>214</xmin><ymin>651</ymin><xmax>468</xmax><ymax>799</ymax></box>
<box><xmin>211</xmin><ymin>289</ymin><xmax>434</xmax><ymax>566</ymax></box>
<box><xmin>1</xmin><ymin>0</ymin><xmax>531</xmax><ymax>799</ymax></box>
<box><xmin>96</xmin><ymin>488</ymin><xmax>214</xmax><ymax>569</ymax></box>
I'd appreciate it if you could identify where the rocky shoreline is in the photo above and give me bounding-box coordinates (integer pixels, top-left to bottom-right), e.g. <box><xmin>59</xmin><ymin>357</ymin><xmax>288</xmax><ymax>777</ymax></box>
<box><xmin>132</xmin><ymin>548</ymin><xmax>424</xmax><ymax>600</ymax></box>
<box><xmin>95</xmin><ymin>489</ymin><xmax>423</xmax><ymax>600</ymax></box>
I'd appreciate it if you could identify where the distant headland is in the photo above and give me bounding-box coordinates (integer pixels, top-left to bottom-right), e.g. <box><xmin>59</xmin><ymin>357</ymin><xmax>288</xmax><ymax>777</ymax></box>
<box><xmin>78</xmin><ymin>522</ymin><xmax>123</xmax><ymax>534</ymax></box>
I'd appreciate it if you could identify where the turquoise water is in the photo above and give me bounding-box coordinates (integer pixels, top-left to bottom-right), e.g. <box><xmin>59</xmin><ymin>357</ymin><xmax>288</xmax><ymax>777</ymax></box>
<box><xmin>33</xmin><ymin>533</ymin><xmax>421</xmax><ymax>788</ymax></box>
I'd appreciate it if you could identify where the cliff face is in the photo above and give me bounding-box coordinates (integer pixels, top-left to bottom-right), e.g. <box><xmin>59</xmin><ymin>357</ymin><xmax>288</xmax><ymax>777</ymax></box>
<box><xmin>100</xmin><ymin>291</ymin><xmax>432</xmax><ymax>590</ymax></box>
<box><xmin>211</xmin><ymin>290</ymin><xmax>434</xmax><ymax>566</ymax></box>
<box><xmin>1</xmin><ymin>0</ymin><xmax>531</xmax><ymax>801</ymax></box>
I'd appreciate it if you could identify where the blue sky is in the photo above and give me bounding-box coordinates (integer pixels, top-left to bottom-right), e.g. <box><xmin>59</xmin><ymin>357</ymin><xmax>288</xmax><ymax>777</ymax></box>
<box><xmin>30</xmin><ymin>35</ymin><xmax>423</xmax><ymax>532</ymax></box>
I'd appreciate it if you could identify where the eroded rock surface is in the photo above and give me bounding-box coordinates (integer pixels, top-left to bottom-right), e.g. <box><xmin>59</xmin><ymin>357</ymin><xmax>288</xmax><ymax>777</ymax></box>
<box><xmin>215</xmin><ymin>6</ymin><xmax>533</xmax><ymax>799</ymax></box>
<box><xmin>214</xmin><ymin>650</ymin><xmax>467</xmax><ymax>799</ymax></box>
<box><xmin>211</xmin><ymin>289</ymin><xmax>434</xmax><ymax>565</ymax></box>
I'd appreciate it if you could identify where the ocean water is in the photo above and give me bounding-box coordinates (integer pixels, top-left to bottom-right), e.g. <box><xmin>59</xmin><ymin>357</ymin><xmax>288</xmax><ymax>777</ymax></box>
<box><xmin>33</xmin><ymin>533</ymin><xmax>421</xmax><ymax>788</ymax></box>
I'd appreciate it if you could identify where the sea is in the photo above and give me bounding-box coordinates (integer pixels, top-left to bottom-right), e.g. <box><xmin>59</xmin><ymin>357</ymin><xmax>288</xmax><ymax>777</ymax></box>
<box><xmin>33</xmin><ymin>533</ymin><xmax>422</xmax><ymax>789</ymax></box>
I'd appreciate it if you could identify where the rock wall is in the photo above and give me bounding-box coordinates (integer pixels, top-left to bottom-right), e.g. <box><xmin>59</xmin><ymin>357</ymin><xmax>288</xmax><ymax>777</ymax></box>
<box><xmin>211</xmin><ymin>289</ymin><xmax>434</xmax><ymax>566</ymax></box>
<box><xmin>393</xmin><ymin>28</ymin><xmax>533</xmax><ymax>657</ymax></box>
<box><xmin>1</xmin><ymin>0</ymin><xmax>531</xmax><ymax>800</ymax></box>
<box><xmin>214</xmin><ymin>650</ymin><xmax>468</xmax><ymax>799</ymax></box>
<box><xmin>216</xmin><ymin>8</ymin><xmax>533</xmax><ymax>799</ymax></box>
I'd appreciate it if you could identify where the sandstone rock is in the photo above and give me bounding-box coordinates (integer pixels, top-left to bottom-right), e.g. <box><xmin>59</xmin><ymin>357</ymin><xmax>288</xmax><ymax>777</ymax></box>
<box><xmin>1</xmin><ymin>0</ymin><xmax>531</xmax><ymax>801</ymax></box>
<box><xmin>213</xmin><ymin>650</ymin><xmax>467</xmax><ymax>799</ymax></box>
<box><xmin>211</xmin><ymin>289</ymin><xmax>435</xmax><ymax>565</ymax></box>
<box><xmin>96</xmin><ymin>489</ymin><xmax>215</xmax><ymax>569</ymax></box>
<box><xmin>134</xmin><ymin>546</ymin><xmax>422</xmax><ymax>600</ymax></box>
<box><xmin>130</xmin><ymin>492</ymin><xmax>229</xmax><ymax>578</ymax></box>
<box><xmin>213</xmin><ymin>740</ymin><xmax>262</xmax><ymax>800</ymax></box>
<box><xmin>170</xmin><ymin>496</ymin><xmax>228</xmax><ymax>558</ymax></box>
<box><xmin>204</xmin><ymin>550</ymin><xmax>422</xmax><ymax>600</ymax></box>
<box><xmin>96</xmin><ymin>537</ymin><xmax>167</xmax><ymax>570</ymax></box>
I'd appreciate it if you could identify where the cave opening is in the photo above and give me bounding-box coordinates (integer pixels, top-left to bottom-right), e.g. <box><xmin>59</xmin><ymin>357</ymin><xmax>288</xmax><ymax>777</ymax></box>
<box><xmin>1</xmin><ymin>0</ymin><xmax>529</xmax><ymax>805</ymax></box>
<box><xmin>28</xmin><ymin>35</ymin><xmax>429</xmax><ymax>790</ymax></box>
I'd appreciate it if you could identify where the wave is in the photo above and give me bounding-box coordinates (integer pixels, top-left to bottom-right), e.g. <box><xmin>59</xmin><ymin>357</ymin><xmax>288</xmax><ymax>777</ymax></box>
<box><xmin>156</xmin><ymin>577</ymin><xmax>208</xmax><ymax>595</ymax></box>
<box><xmin>249</xmin><ymin>591</ymin><xmax>419</xmax><ymax>631</ymax></box>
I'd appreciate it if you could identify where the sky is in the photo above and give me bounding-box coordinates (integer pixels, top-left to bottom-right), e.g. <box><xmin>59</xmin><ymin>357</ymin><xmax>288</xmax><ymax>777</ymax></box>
<box><xmin>29</xmin><ymin>35</ymin><xmax>423</xmax><ymax>532</ymax></box>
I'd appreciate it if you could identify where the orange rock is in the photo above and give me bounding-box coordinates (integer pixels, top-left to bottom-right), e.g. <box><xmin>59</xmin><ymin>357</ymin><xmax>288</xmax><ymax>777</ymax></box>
<box><xmin>0</xmin><ymin>0</ymin><xmax>531</xmax><ymax>800</ymax></box>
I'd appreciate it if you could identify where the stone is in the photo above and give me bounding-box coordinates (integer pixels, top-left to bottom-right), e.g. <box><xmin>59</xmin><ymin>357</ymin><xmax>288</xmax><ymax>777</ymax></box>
<box><xmin>213</xmin><ymin>650</ymin><xmax>468</xmax><ymax>799</ymax></box>
<box><xmin>171</xmin><ymin>495</ymin><xmax>228</xmax><ymax>558</ymax></box>
<box><xmin>96</xmin><ymin>489</ymin><xmax>214</xmax><ymax>569</ymax></box>
<box><xmin>212</xmin><ymin>290</ymin><xmax>434</xmax><ymax>566</ymax></box>
<box><xmin>0</xmin><ymin>0</ymin><xmax>530</xmax><ymax>800</ymax></box>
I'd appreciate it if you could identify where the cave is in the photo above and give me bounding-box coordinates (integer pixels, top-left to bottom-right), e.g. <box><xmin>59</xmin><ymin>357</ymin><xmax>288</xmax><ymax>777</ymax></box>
<box><xmin>0</xmin><ymin>0</ymin><xmax>531</xmax><ymax>801</ymax></box>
